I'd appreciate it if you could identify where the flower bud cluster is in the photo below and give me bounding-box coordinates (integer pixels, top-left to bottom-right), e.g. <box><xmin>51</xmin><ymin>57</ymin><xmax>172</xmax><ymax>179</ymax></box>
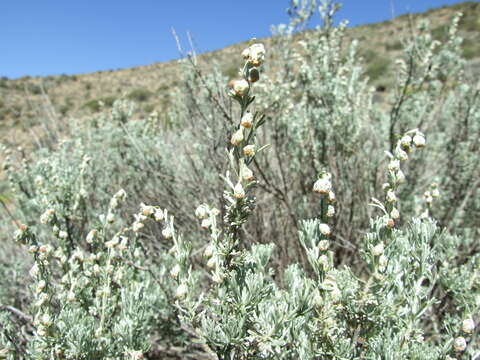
<box><xmin>382</xmin><ymin>129</ymin><xmax>427</xmax><ymax>229</ymax></box>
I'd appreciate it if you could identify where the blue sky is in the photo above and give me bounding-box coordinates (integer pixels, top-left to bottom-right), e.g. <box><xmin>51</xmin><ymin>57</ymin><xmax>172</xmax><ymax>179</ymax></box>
<box><xmin>0</xmin><ymin>0</ymin><xmax>469</xmax><ymax>79</ymax></box>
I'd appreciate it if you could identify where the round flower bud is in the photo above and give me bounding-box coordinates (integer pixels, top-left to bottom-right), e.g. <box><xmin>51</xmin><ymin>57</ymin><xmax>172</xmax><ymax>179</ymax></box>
<box><xmin>195</xmin><ymin>205</ymin><xmax>208</xmax><ymax>219</ymax></box>
<box><xmin>141</xmin><ymin>203</ymin><xmax>154</xmax><ymax>217</ymax></box>
<box><xmin>201</xmin><ymin>218</ymin><xmax>211</xmax><ymax>229</ymax></box>
<box><xmin>242</xmin><ymin>166</ymin><xmax>254</xmax><ymax>182</ymax></box>
<box><xmin>328</xmin><ymin>191</ymin><xmax>336</xmax><ymax>203</ymax></box>
<box><xmin>229</xmin><ymin>79</ymin><xmax>249</xmax><ymax>97</ymax></box>
<box><xmin>319</xmin><ymin>223</ymin><xmax>331</xmax><ymax>236</ymax></box>
<box><xmin>59</xmin><ymin>230</ymin><xmax>68</xmax><ymax>239</ymax></box>
<box><xmin>388</xmin><ymin>159</ymin><xmax>400</xmax><ymax>172</ymax></box>
<box><xmin>240</xmin><ymin>113</ymin><xmax>254</xmax><ymax>128</ymax></box>
<box><xmin>231</xmin><ymin>128</ymin><xmax>244</xmax><ymax>146</ymax></box>
<box><xmin>372</xmin><ymin>242</ymin><xmax>384</xmax><ymax>256</ymax></box>
<box><xmin>243</xmin><ymin>145</ymin><xmax>255</xmax><ymax>157</ymax></box>
<box><xmin>395</xmin><ymin>147</ymin><xmax>408</xmax><ymax>161</ymax></box>
<box><xmin>313</xmin><ymin>177</ymin><xmax>332</xmax><ymax>195</ymax></box>
<box><xmin>396</xmin><ymin>170</ymin><xmax>406</xmax><ymax>184</ymax></box>
<box><xmin>326</xmin><ymin>205</ymin><xmax>335</xmax><ymax>218</ymax></box>
<box><xmin>385</xmin><ymin>218</ymin><xmax>395</xmax><ymax>228</ymax></box>
<box><xmin>400</xmin><ymin>135</ymin><xmax>412</xmax><ymax>148</ymax></box>
<box><xmin>462</xmin><ymin>318</ymin><xmax>475</xmax><ymax>334</ymax></box>
<box><xmin>204</xmin><ymin>243</ymin><xmax>214</xmax><ymax>258</ymax></box>
<box><xmin>106</xmin><ymin>213</ymin><xmax>115</xmax><ymax>223</ymax></box>
<box><xmin>247</xmin><ymin>43</ymin><xmax>266</xmax><ymax>66</ymax></box>
<box><xmin>241</xmin><ymin>47</ymin><xmax>250</xmax><ymax>59</ymax></box>
<box><xmin>170</xmin><ymin>264</ymin><xmax>181</xmax><ymax>279</ymax></box>
<box><xmin>318</xmin><ymin>240</ymin><xmax>330</xmax><ymax>251</ymax></box>
<box><xmin>154</xmin><ymin>209</ymin><xmax>165</xmax><ymax>222</ymax></box>
<box><xmin>175</xmin><ymin>283</ymin><xmax>188</xmax><ymax>299</ymax></box>
<box><xmin>453</xmin><ymin>336</ymin><xmax>467</xmax><ymax>352</ymax></box>
<box><xmin>386</xmin><ymin>190</ymin><xmax>397</xmax><ymax>203</ymax></box>
<box><xmin>206</xmin><ymin>256</ymin><xmax>217</xmax><ymax>269</ymax></box>
<box><xmin>86</xmin><ymin>229</ymin><xmax>98</xmax><ymax>244</ymax></box>
<box><xmin>248</xmin><ymin>67</ymin><xmax>260</xmax><ymax>83</ymax></box>
<box><xmin>233</xmin><ymin>183</ymin><xmax>245</xmax><ymax>200</ymax></box>
<box><xmin>431</xmin><ymin>188</ymin><xmax>440</xmax><ymax>198</ymax></box>
<box><xmin>413</xmin><ymin>134</ymin><xmax>426</xmax><ymax>148</ymax></box>
<box><xmin>378</xmin><ymin>254</ymin><xmax>388</xmax><ymax>267</ymax></box>
<box><xmin>162</xmin><ymin>226</ymin><xmax>174</xmax><ymax>239</ymax></box>
<box><xmin>390</xmin><ymin>208</ymin><xmax>400</xmax><ymax>220</ymax></box>
<box><xmin>114</xmin><ymin>188</ymin><xmax>127</xmax><ymax>200</ymax></box>
<box><xmin>132</xmin><ymin>221</ymin><xmax>144</xmax><ymax>232</ymax></box>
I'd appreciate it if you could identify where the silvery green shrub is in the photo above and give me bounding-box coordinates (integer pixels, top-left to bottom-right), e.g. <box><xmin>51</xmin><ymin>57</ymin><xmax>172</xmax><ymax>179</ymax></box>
<box><xmin>0</xmin><ymin>0</ymin><xmax>478</xmax><ymax>359</ymax></box>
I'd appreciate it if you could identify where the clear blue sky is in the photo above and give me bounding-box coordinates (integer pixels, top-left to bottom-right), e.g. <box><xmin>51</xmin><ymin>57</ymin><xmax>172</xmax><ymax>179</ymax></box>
<box><xmin>0</xmin><ymin>0</ymin><xmax>470</xmax><ymax>79</ymax></box>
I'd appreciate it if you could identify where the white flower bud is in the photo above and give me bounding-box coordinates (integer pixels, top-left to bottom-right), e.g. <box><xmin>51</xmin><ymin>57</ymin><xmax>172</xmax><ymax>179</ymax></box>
<box><xmin>326</xmin><ymin>205</ymin><xmax>335</xmax><ymax>218</ymax></box>
<box><xmin>242</xmin><ymin>166</ymin><xmax>254</xmax><ymax>182</ymax></box>
<box><xmin>175</xmin><ymin>283</ymin><xmax>188</xmax><ymax>298</ymax></box>
<box><xmin>132</xmin><ymin>221</ymin><xmax>144</xmax><ymax>232</ymax></box>
<box><xmin>162</xmin><ymin>226</ymin><xmax>174</xmax><ymax>239</ymax></box>
<box><xmin>390</xmin><ymin>208</ymin><xmax>400</xmax><ymax>220</ymax></box>
<box><xmin>233</xmin><ymin>183</ymin><xmax>245</xmax><ymax>199</ymax></box>
<box><xmin>453</xmin><ymin>336</ymin><xmax>467</xmax><ymax>352</ymax></box>
<box><xmin>170</xmin><ymin>264</ymin><xmax>181</xmax><ymax>279</ymax></box>
<box><xmin>431</xmin><ymin>188</ymin><xmax>440</xmax><ymax>198</ymax></box>
<box><xmin>154</xmin><ymin>209</ymin><xmax>165</xmax><ymax>222</ymax></box>
<box><xmin>319</xmin><ymin>255</ymin><xmax>329</xmax><ymax>269</ymax></box>
<box><xmin>462</xmin><ymin>318</ymin><xmax>475</xmax><ymax>334</ymax></box>
<box><xmin>206</xmin><ymin>256</ymin><xmax>217</xmax><ymax>269</ymax></box>
<box><xmin>396</xmin><ymin>170</ymin><xmax>406</xmax><ymax>184</ymax></box>
<box><xmin>241</xmin><ymin>47</ymin><xmax>250</xmax><ymax>59</ymax></box>
<box><xmin>395</xmin><ymin>148</ymin><xmax>408</xmax><ymax>161</ymax></box>
<box><xmin>372</xmin><ymin>242</ymin><xmax>385</xmax><ymax>256</ymax></box>
<box><xmin>413</xmin><ymin>134</ymin><xmax>426</xmax><ymax>148</ymax></box>
<box><xmin>67</xmin><ymin>291</ymin><xmax>76</xmax><ymax>302</ymax></box>
<box><xmin>313</xmin><ymin>177</ymin><xmax>332</xmax><ymax>195</ymax></box>
<box><xmin>319</xmin><ymin>223</ymin><xmax>331</xmax><ymax>236</ymax></box>
<box><xmin>424</xmin><ymin>191</ymin><xmax>433</xmax><ymax>204</ymax></box>
<box><xmin>141</xmin><ymin>203</ymin><xmax>155</xmax><ymax>216</ymax></box>
<box><xmin>106</xmin><ymin>213</ymin><xmax>115</xmax><ymax>223</ymax></box>
<box><xmin>385</xmin><ymin>218</ymin><xmax>395</xmax><ymax>228</ymax></box>
<box><xmin>86</xmin><ymin>229</ymin><xmax>97</xmax><ymax>244</ymax></box>
<box><xmin>201</xmin><ymin>218</ymin><xmax>211</xmax><ymax>229</ymax></box>
<box><xmin>400</xmin><ymin>135</ymin><xmax>412</xmax><ymax>147</ymax></box>
<box><xmin>243</xmin><ymin>145</ymin><xmax>255</xmax><ymax>157</ymax></box>
<box><xmin>229</xmin><ymin>79</ymin><xmax>249</xmax><ymax>97</ymax></box>
<box><xmin>230</xmin><ymin>128</ymin><xmax>244</xmax><ymax>146</ymax></box>
<box><xmin>328</xmin><ymin>191</ymin><xmax>336</xmax><ymax>203</ymax></box>
<box><xmin>247</xmin><ymin>43</ymin><xmax>266</xmax><ymax>66</ymax></box>
<box><xmin>204</xmin><ymin>243</ymin><xmax>214</xmax><ymax>258</ymax></box>
<box><xmin>195</xmin><ymin>205</ymin><xmax>208</xmax><ymax>219</ymax></box>
<box><xmin>40</xmin><ymin>209</ymin><xmax>55</xmax><ymax>224</ymax></box>
<box><xmin>318</xmin><ymin>240</ymin><xmax>330</xmax><ymax>251</ymax></box>
<box><xmin>240</xmin><ymin>113</ymin><xmax>254</xmax><ymax>128</ymax></box>
<box><xmin>386</xmin><ymin>190</ymin><xmax>397</xmax><ymax>203</ymax></box>
<box><xmin>41</xmin><ymin>313</ymin><xmax>52</xmax><ymax>327</ymax></box>
<box><xmin>114</xmin><ymin>188</ymin><xmax>127</xmax><ymax>200</ymax></box>
<box><xmin>388</xmin><ymin>159</ymin><xmax>400</xmax><ymax>172</ymax></box>
<box><xmin>59</xmin><ymin>231</ymin><xmax>68</xmax><ymax>239</ymax></box>
<box><xmin>109</xmin><ymin>197</ymin><xmax>119</xmax><ymax>209</ymax></box>
<box><xmin>378</xmin><ymin>254</ymin><xmax>388</xmax><ymax>267</ymax></box>
<box><xmin>37</xmin><ymin>280</ymin><xmax>46</xmax><ymax>293</ymax></box>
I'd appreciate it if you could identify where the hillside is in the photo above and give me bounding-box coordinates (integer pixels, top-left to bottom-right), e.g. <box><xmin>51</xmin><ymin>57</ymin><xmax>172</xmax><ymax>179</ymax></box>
<box><xmin>0</xmin><ymin>1</ymin><xmax>479</xmax><ymax>149</ymax></box>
